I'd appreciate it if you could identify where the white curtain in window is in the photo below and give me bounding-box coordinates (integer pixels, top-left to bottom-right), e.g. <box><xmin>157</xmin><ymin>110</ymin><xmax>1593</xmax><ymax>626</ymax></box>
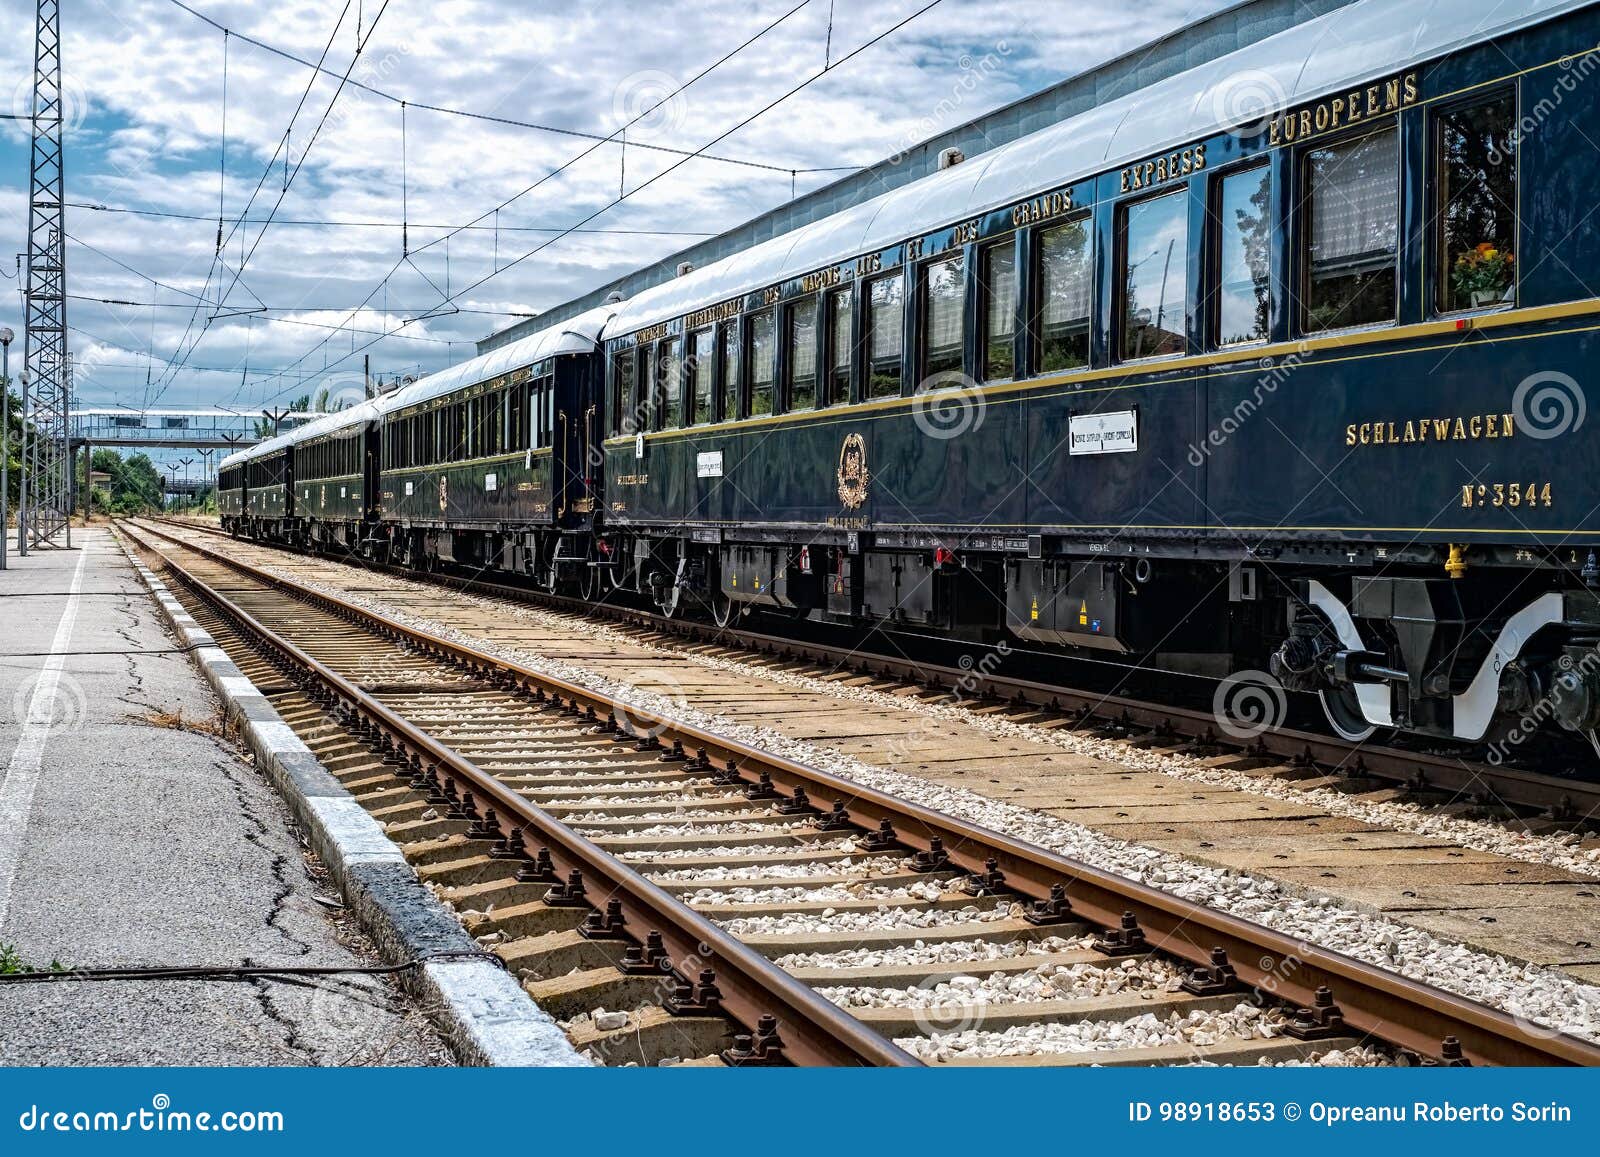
<box><xmin>1310</xmin><ymin>128</ymin><xmax>1399</xmax><ymax>266</ymax></box>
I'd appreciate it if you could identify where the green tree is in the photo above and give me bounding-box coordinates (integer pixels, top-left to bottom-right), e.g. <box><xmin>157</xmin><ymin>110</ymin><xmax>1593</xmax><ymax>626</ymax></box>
<box><xmin>89</xmin><ymin>449</ymin><xmax>164</xmax><ymax>514</ymax></box>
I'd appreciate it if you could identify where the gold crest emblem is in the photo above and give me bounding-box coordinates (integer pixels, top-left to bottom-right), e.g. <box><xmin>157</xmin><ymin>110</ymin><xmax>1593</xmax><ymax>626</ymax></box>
<box><xmin>836</xmin><ymin>433</ymin><xmax>869</xmax><ymax>510</ymax></box>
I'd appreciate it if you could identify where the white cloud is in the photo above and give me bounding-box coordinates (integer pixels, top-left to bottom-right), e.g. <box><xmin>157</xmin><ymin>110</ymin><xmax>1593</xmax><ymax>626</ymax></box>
<box><xmin>0</xmin><ymin>0</ymin><xmax>1235</xmax><ymax>409</ymax></box>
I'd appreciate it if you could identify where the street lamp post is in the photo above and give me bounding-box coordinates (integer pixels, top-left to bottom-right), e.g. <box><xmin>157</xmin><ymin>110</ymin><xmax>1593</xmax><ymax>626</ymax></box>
<box><xmin>1</xmin><ymin>326</ymin><xmax>11</xmax><ymax>570</ymax></box>
<box><xmin>17</xmin><ymin>370</ymin><xmax>29</xmax><ymax>557</ymax></box>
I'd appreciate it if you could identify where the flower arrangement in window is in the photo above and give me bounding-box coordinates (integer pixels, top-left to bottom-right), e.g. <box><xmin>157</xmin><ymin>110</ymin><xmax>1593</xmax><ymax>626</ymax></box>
<box><xmin>1451</xmin><ymin>241</ymin><xmax>1514</xmax><ymax>308</ymax></box>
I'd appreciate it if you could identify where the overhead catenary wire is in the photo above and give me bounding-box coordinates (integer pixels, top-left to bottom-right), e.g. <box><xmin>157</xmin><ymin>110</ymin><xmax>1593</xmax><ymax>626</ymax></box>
<box><xmin>163</xmin><ymin>0</ymin><xmax>856</xmax><ymax>178</ymax></box>
<box><xmin>150</xmin><ymin>1</ymin><xmax>360</xmax><ymax>406</ymax></box>
<box><xmin>68</xmin><ymin>202</ymin><xmax>718</xmax><ymax>237</ymax></box>
<box><xmin>253</xmin><ymin>0</ymin><xmax>945</xmax><ymax>406</ymax></box>
<box><xmin>244</xmin><ymin>0</ymin><xmax>844</xmax><ymax>400</ymax></box>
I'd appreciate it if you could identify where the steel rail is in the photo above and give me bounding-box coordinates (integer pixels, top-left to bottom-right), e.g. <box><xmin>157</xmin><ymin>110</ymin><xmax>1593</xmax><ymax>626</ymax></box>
<box><xmin>131</xmin><ymin>519</ymin><xmax>1600</xmax><ymax>1066</ymax></box>
<box><xmin>156</xmin><ymin>517</ymin><xmax>1600</xmax><ymax>821</ymax></box>
<box><xmin>123</xmin><ymin>522</ymin><xmax>918</xmax><ymax>1068</ymax></box>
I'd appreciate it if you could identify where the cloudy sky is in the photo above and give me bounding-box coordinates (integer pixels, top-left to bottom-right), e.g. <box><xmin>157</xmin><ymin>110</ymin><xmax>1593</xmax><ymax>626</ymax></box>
<box><xmin>0</xmin><ymin>0</ymin><xmax>1235</xmax><ymax>414</ymax></box>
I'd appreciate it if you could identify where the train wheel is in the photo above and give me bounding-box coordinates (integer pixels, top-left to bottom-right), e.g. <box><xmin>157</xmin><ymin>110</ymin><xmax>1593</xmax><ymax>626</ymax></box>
<box><xmin>579</xmin><ymin>564</ymin><xmax>601</xmax><ymax>602</ymax></box>
<box><xmin>1319</xmin><ymin>685</ymin><xmax>1376</xmax><ymax>742</ymax></box>
<box><xmin>711</xmin><ymin>591</ymin><xmax>738</xmax><ymax>628</ymax></box>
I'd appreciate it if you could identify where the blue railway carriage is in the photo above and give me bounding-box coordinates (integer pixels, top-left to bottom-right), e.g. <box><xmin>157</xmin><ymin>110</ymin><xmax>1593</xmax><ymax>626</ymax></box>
<box><xmin>291</xmin><ymin>401</ymin><xmax>382</xmax><ymax>555</ymax></box>
<box><xmin>376</xmin><ymin>305</ymin><xmax>616</xmax><ymax>587</ymax></box>
<box><xmin>598</xmin><ymin>0</ymin><xmax>1600</xmax><ymax>749</ymax></box>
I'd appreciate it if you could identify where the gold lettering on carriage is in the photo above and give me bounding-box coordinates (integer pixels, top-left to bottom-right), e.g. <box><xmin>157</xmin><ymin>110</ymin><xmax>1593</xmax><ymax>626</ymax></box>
<box><xmin>1268</xmin><ymin>71</ymin><xmax>1419</xmax><ymax>146</ymax></box>
<box><xmin>685</xmin><ymin>300</ymin><xmax>742</xmax><ymax>329</ymax></box>
<box><xmin>1012</xmin><ymin>189</ymin><xmax>1074</xmax><ymax>227</ymax></box>
<box><xmin>1119</xmin><ymin>145</ymin><xmax>1205</xmax><ymax>193</ymax></box>
<box><xmin>1344</xmin><ymin>412</ymin><xmax>1515</xmax><ymax>446</ymax></box>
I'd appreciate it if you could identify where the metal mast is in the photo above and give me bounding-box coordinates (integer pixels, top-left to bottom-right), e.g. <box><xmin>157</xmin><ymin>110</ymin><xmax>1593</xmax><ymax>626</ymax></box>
<box><xmin>22</xmin><ymin>0</ymin><xmax>71</xmax><ymax>549</ymax></box>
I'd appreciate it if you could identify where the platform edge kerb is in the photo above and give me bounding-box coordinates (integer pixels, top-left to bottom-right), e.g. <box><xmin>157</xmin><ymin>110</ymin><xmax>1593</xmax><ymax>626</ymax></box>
<box><xmin>113</xmin><ymin>531</ymin><xmax>588</xmax><ymax>1069</ymax></box>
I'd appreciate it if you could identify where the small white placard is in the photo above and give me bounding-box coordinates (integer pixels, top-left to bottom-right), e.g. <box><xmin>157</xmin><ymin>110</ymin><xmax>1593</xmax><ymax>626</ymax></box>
<box><xmin>696</xmin><ymin>450</ymin><xmax>724</xmax><ymax>478</ymax></box>
<box><xmin>635</xmin><ymin>433</ymin><xmax>646</xmax><ymax>460</ymax></box>
<box><xmin>404</xmin><ymin>481</ymin><xmax>414</xmax><ymax>496</ymax></box>
<box><xmin>340</xmin><ymin>486</ymin><xmax>347</xmax><ymax>499</ymax></box>
<box><xmin>1068</xmin><ymin>410</ymin><xmax>1138</xmax><ymax>456</ymax></box>
<box><xmin>485</xmin><ymin>472</ymin><xmax>498</xmax><ymax>492</ymax></box>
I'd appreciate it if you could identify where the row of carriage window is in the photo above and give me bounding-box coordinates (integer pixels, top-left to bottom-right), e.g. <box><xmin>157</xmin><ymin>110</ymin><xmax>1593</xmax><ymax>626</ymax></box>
<box><xmin>608</xmin><ymin>89</ymin><xmax>1517</xmax><ymax>435</ymax></box>
<box><xmin>234</xmin><ymin>89</ymin><xmax>1521</xmax><ymax>478</ymax></box>
<box><xmin>380</xmin><ymin>374</ymin><xmax>558</xmax><ymax>471</ymax></box>
<box><xmin>296</xmin><ymin>433</ymin><xmax>362</xmax><ymax>482</ymax></box>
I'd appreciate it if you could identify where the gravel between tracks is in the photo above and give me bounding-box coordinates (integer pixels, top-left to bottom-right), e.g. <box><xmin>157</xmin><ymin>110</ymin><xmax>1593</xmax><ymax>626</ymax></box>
<box><xmin>235</xmin><ymin>557</ymin><xmax>1600</xmax><ymax>1043</ymax></box>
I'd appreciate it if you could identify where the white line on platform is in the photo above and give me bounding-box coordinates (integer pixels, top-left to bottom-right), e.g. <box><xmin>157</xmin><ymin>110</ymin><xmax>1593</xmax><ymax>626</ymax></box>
<box><xmin>0</xmin><ymin>536</ymin><xmax>93</xmax><ymax>931</ymax></box>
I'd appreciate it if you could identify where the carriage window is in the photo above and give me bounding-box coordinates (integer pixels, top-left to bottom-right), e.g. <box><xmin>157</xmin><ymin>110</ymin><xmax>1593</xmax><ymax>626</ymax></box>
<box><xmin>981</xmin><ymin>242</ymin><xmax>1015</xmax><ymax>381</ymax></box>
<box><xmin>659</xmin><ymin>337</ymin><xmax>684</xmax><ymax>429</ymax></box>
<box><xmin>719</xmin><ymin>323</ymin><xmax>739</xmax><ymax>422</ymax></box>
<box><xmin>921</xmin><ymin>254</ymin><xmax>964</xmax><ymax>381</ymax></box>
<box><xmin>1214</xmin><ymin>164</ymin><xmax>1272</xmax><ymax>345</ymax></box>
<box><xmin>866</xmin><ymin>274</ymin><xmax>903</xmax><ymax>398</ymax></box>
<box><xmin>787</xmin><ymin>298</ymin><xmax>818</xmax><ymax>411</ymax></box>
<box><xmin>1438</xmin><ymin>92</ymin><xmax>1516</xmax><ymax>313</ymax></box>
<box><xmin>1120</xmin><ymin>191</ymin><xmax>1188</xmax><ymax>360</ymax></box>
<box><xmin>826</xmin><ymin>287</ymin><xmax>851</xmax><ymax>405</ymax></box>
<box><xmin>1036</xmin><ymin>218</ymin><xmax>1092</xmax><ymax>371</ymax></box>
<box><xmin>508</xmin><ymin>383</ymin><xmax>525</xmax><ymax>449</ymax></box>
<box><xmin>611</xmin><ymin>350</ymin><xmax>634</xmax><ymax>436</ymax></box>
<box><xmin>749</xmin><ymin>310</ymin><xmax>775</xmax><ymax>417</ymax></box>
<box><xmin>1304</xmin><ymin>126</ymin><xmax>1399</xmax><ymax>332</ymax></box>
<box><xmin>690</xmin><ymin>328</ymin><xmax>715</xmax><ymax>424</ymax></box>
<box><xmin>635</xmin><ymin>344</ymin><xmax>655</xmax><ymax>431</ymax></box>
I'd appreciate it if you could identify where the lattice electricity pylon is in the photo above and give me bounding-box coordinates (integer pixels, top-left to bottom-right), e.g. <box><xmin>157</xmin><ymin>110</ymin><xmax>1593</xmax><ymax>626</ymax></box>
<box><xmin>22</xmin><ymin>0</ymin><xmax>71</xmax><ymax>549</ymax></box>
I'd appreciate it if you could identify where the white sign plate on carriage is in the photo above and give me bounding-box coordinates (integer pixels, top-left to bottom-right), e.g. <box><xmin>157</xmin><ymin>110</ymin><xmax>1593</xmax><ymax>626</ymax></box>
<box><xmin>1069</xmin><ymin>410</ymin><xmax>1139</xmax><ymax>455</ymax></box>
<box><xmin>696</xmin><ymin>451</ymin><xmax>724</xmax><ymax>478</ymax></box>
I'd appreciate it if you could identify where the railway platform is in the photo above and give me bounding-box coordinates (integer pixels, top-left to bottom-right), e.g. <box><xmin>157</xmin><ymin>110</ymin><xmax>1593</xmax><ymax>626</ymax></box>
<box><xmin>0</xmin><ymin>527</ymin><xmax>447</xmax><ymax>1064</ymax></box>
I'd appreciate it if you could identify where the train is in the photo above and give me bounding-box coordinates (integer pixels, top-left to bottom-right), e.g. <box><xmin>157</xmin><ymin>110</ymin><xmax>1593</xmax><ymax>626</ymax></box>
<box><xmin>220</xmin><ymin>0</ymin><xmax>1600</xmax><ymax>756</ymax></box>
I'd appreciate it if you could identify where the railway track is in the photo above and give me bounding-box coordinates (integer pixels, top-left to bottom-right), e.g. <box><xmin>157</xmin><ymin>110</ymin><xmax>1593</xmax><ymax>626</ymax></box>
<box><xmin>120</xmin><ymin>518</ymin><xmax>1600</xmax><ymax>1067</ymax></box>
<box><xmin>155</xmin><ymin>517</ymin><xmax>1600</xmax><ymax>827</ymax></box>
